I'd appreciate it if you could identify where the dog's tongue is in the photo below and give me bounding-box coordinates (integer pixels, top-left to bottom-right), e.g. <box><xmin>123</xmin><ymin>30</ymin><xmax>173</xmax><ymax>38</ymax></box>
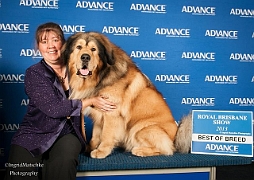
<box><xmin>80</xmin><ymin>69</ymin><xmax>90</xmax><ymax>76</ymax></box>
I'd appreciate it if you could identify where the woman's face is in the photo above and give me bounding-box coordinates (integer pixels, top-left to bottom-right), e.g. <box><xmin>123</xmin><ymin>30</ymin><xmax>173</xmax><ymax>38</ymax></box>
<box><xmin>38</xmin><ymin>31</ymin><xmax>63</xmax><ymax>66</ymax></box>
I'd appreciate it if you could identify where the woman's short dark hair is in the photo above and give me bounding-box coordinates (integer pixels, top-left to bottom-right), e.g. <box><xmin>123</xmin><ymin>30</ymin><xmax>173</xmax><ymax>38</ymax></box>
<box><xmin>35</xmin><ymin>22</ymin><xmax>65</xmax><ymax>46</ymax></box>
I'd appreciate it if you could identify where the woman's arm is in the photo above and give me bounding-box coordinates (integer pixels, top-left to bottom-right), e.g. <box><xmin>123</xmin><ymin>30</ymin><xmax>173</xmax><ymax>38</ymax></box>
<box><xmin>25</xmin><ymin>67</ymin><xmax>82</xmax><ymax>118</ymax></box>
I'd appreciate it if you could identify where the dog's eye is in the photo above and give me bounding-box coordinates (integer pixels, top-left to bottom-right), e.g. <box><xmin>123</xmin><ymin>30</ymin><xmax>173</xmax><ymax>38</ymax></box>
<box><xmin>76</xmin><ymin>45</ymin><xmax>82</xmax><ymax>50</ymax></box>
<box><xmin>91</xmin><ymin>47</ymin><xmax>96</xmax><ymax>51</ymax></box>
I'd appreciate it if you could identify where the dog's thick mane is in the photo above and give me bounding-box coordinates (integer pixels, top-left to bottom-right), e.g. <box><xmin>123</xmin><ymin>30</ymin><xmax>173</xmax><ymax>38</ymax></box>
<box><xmin>63</xmin><ymin>32</ymin><xmax>138</xmax><ymax>98</ymax></box>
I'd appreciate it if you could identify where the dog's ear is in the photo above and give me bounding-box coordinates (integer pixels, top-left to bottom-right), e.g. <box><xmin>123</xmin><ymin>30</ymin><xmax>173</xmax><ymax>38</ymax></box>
<box><xmin>61</xmin><ymin>33</ymin><xmax>81</xmax><ymax>65</ymax></box>
<box><xmin>100</xmin><ymin>42</ymin><xmax>115</xmax><ymax>66</ymax></box>
<box><xmin>61</xmin><ymin>42</ymin><xmax>68</xmax><ymax>65</ymax></box>
<box><xmin>61</xmin><ymin>36</ymin><xmax>73</xmax><ymax>65</ymax></box>
<box><xmin>92</xmin><ymin>32</ymin><xmax>115</xmax><ymax>66</ymax></box>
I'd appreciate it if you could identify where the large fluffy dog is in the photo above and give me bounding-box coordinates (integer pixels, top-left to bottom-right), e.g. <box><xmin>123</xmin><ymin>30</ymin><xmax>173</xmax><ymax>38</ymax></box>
<box><xmin>62</xmin><ymin>32</ymin><xmax>191</xmax><ymax>158</ymax></box>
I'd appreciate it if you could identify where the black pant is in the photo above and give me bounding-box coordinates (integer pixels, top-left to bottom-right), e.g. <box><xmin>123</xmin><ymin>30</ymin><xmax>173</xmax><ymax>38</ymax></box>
<box><xmin>5</xmin><ymin>133</ymin><xmax>82</xmax><ymax>180</ymax></box>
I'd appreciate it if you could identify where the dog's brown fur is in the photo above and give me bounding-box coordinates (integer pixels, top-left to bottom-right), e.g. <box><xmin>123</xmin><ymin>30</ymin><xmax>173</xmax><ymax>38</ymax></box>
<box><xmin>62</xmin><ymin>32</ymin><xmax>178</xmax><ymax>158</ymax></box>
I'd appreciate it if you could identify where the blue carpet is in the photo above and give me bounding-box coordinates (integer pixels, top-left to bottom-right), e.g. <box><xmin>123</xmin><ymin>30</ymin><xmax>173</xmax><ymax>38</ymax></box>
<box><xmin>77</xmin><ymin>148</ymin><xmax>252</xmax><ymax>171</ymax></box>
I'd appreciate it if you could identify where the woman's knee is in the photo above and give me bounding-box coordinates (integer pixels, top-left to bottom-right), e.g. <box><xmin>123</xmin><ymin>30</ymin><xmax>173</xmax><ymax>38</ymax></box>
<box><xmin>46</xmin><ymin>134</ymin><xmax>81</xmax><ymax>164</ymax></box>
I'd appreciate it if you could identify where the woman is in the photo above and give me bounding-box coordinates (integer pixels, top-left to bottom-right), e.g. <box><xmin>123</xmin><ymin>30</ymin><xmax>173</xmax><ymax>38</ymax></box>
<box><xmin>5</xmin><ymin>22</ymin><xmax>116</xmax><ymax>180</ymax></box>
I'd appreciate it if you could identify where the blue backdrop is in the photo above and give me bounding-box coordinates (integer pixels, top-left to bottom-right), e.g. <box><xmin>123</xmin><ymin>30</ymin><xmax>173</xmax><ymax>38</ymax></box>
<box><xmin>1</xmin><ymin>0</ymin><xmax>254</xmax><ymax>168</ymax></box>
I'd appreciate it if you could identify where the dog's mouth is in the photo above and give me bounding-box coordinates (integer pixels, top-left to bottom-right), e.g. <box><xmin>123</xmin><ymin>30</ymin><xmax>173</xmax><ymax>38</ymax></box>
<box><xmin>76</xmin><ymin>65</ymin><xmax>92</xmax><ymax>77</ymax></box>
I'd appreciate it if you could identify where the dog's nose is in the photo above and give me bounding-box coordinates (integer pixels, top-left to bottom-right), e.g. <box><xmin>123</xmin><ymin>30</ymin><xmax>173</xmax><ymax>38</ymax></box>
<box><xmin>81</xmin><ymin>54</ymin><xmax>90</xmax><ymax>62</ymax></box>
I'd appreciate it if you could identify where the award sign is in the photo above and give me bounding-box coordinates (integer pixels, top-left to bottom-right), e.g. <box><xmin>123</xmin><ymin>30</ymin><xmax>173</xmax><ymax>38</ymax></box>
<box><xmin>191</xmin><ymin>110</ymin><xmax>253</xmax><ymax>157</ymax></box>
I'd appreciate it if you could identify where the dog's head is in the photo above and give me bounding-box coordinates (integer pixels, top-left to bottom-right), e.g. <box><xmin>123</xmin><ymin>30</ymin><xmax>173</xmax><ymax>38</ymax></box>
<box><xmin>61</xmin><ymin>32</ymin><xmax>115</xmax><ymax>79</ymax></box>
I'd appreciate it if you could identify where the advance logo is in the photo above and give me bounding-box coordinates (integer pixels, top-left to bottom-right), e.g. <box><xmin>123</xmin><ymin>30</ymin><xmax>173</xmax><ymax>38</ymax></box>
<box><xmin>182</xmin><ymin>52</ymin><xmax>215</xmax><ymax>61</ymax></box>
<box><xmin>20</xmin><ymin>49</ymin><xmax>42</xmax><ymax>59</ymax></box>
<box><xmin>229</xmin><ymin>98</ymin><xmax>254</xmax><ymax>106</ymax></box>
<box><xmin>0</xmin><ymin>124</ymin><xmax>19</xmax><ymax>132</ymax></box>
<box><xmin>130</xmin><ymin>3</ymin><xmax>166</xmax><ymax>14</ymax></box>
<box><xmin>182</xmin><ymin>97</ymin><xmax>215</xmax><ymax>106</ymax></box>
<box><xmin>205</xmin><ymin>30</ymin><xmax>238</xmax><ymax>39</ymax></box>
<box><xmin>0</xmin><ymin>74</ymin><xmax>25</xmax><ymax>84</ymax></box>
<box><xmin>230</xmin><ymin>53</ymin><xmax>254</xmax><ymax>63</ymax></box>
<box><xmin>19</xmin><ymin>0</ymin><xmax>59</xmax><ymax>9</ymax></box>
<box><xmin>182</xmin><ymin>6</ymin><xmax>216</xmax><ymax>16</ymax></box>
<box><xmin>155</xmin><ymin>28</ymin><xmax>190</xmax><ymax>38</ymax></box>
<box><xmin>60</xmin><ymin>25</ymin><xmax>86</xmax><ymax>34</ymax></box>
<box><xmin>76</xmin><ymin>1</ymin><xmax>114</xmax><ymax>11</ymax></box>
<box><xmin>205</xmin><ymin>75</ymin><xmax>238</xmax><ymax>84</ymax></box>
<box><xmin>130</xmin><ymin>51</ymin><xmax>166</xmax><ymax>61</ymax></box>
<box><xmin>102</xmin><ymin>26</ymin><xmax>139</xmax><ymax>36</ymax></box>
<box><xmin>0</xmin><ymin>23</ymin><xmax>29</xmax><ymax>34</ymax></box>
<box><xmin>230</xmin><ymin>8</ymin><xmax>254</xmax><ymax>18</ymax></box>
<box><xmin>155</xmin><ymin>74</ymin><xmax>190</xmax><ymax>84</ymax></box>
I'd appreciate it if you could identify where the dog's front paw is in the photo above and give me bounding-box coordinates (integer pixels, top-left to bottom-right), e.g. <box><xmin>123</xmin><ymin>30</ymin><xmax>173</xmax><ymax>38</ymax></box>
<box><xmin>89</xmin><ymin>139</ymin><xmax>100</xmax><ymax>151</ymax></box>
<box><xmin>90</xmin><ymin>149</ymin><xmax>110</xmax><ymax>159</ymax></box>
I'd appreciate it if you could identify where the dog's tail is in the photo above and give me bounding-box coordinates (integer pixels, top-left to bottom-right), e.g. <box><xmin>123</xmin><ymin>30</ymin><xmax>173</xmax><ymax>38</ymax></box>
<box><xmin>174</xmin><ymin>112</ymin><xmax>193</xmax><ymax>153</ymax></box>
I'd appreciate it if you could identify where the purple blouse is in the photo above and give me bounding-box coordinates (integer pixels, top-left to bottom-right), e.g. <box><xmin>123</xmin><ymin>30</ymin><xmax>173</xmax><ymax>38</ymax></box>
<box><xmin>11</xmin><ymin>59</ymin><xmax>86</xmax><ymax>156</ymax></box>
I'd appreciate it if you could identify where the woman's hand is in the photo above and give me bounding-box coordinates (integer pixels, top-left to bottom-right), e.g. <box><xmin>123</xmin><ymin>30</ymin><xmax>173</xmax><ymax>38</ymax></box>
<box><xmin>81</xmin><ymin>96</ymin><xmax>116</xmax><ymax>112</ymax></box>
